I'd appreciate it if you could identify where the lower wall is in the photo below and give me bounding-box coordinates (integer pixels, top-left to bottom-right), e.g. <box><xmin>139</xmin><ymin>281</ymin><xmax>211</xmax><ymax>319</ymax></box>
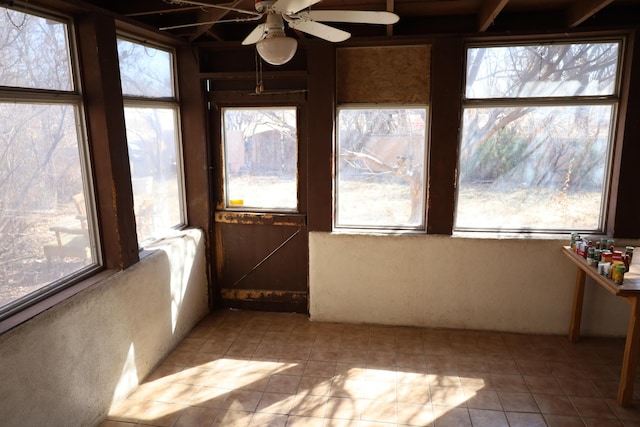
<box><xmin>0</xmin><ymin>228</ymin><xmax>209</xmax><ymax>427</ymax></box>
<box><xmin>309</xmin><ymin>232</ymin><xmax>636</xmax><ymax>336</ymax></box>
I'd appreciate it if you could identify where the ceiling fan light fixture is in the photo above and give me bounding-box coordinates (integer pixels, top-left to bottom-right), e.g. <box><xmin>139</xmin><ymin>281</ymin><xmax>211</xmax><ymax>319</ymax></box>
<box><xmin>256</xmin><ymin>35</ymin><xmax>297</xmax><ymax>65</ymax></box>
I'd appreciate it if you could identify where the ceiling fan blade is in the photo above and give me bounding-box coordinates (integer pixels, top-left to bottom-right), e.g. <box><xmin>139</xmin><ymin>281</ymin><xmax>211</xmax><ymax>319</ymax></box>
<box><xmin>272</xmin><ymin>0</ymin><xmax>322</xmax><ymax>14</ymax></box>
<box><xmin>288</xmin><ymin>20</ymin><xmax>351</xmax><ymax>42</ymax></box>
<box><xmin>242</xmin><ymin>23</ymin><xmax>268</xmax><ymax>45</ymax></box>
<box><xmin>302</xmin><ymin>10</ymin><xmax>400</xmax><ymax>25</ymax></box>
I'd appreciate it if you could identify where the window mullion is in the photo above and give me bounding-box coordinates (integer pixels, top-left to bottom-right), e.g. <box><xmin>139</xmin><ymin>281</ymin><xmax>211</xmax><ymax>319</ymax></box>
<box><xmin>464</xmin><ymin>96</ymin><xmax>618</xmax><ymax>108</ymax></box>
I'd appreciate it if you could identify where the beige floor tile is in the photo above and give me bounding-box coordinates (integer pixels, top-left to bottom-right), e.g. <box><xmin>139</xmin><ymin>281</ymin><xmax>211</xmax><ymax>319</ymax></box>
<box><xmin>256</xmin><ymin>392</ymin><xmax>296</xmax><ymax>414</ymax></box>
<box><xmin>505</xmin><ymin>411</ymin><xmax>547</xmax><ymax>427</ymax></box>
<box><xmin>297</xmin><ymin>376</ymin><xmax>332</xmax><ymax>396</ymax></box>
<box><xmin>265</xmin><ymin>374</ymin><xmax>301</xmax><ymax>394</ymax></box>
<box><xmin>107</xmin><ymin>399</ymin><xmax>147</xmax><ymax>423</ymax></box>
<box><xmin>556</xmin><ymin>376</ymin><xmax>600</xmax><ymax>397</ymax></box>
<box><xmin>570</xmin><ymin>395</ymin><xmax>617</xmax><ymax>419</ymax></box>
<box><xmin>222</xmin><ymin>390</ymin><xmax>264</xmax><ymax>412</ymax></box>
<box><xmin>364</xmin><ymin>367</ymin><xmax>397</xmax><ymax>382</ymax></box>
<box><xmin>360</xmin><ymin>400</ymin><xmax>397</xmax><ymax>423</ymax></box>
<box><xmin>190</xmin><ymin>386</ymin><xmax>231</xmax><ymax>409</ymax></box>
<box><xmin>289</xmin><ymin>395</ymin><xmax>328</xmax><ymax>417</ymax></box>
<box><xmin>431</xmin><ymin>406</ymin><xmax>472</xmax><ymax>426</ymax></box>
<box><xmin>285</xmin><ymin>415</ymin><xmax>325</xmax><ymax>427</ymax></box>
<box><xmin>97</xmin><ymin>421</ymin><xmax>137</xmax><ymax>427</ymax></box>
<box><xmin>397</xmin><ymin>382</ymin><xmax>431</xmax><ymax>405</ymax></box>
<box><xmin>93</xmin><ymin>311</ymin><xmax>637</xmax><ymax>427</ymax></box>
<box><xmin>430</xmin><ymin>386</ymin><xmax>467</xmax><ymax>406</ymax></box>
<box><xmin>497</xmin><ymin>391</ymin><xmax>539</xmax><ymax>413</ymax></box>
<box><xmin>212</xmin><ymin>409</ymin><xmax>253</xmax><ymax>427</ymax></box>
<box><xmin>524</xmin><ymin>374</ymin><xmax>564</xmax><ymax>394</ymax></box>
<box><xmin>396</xmin><ymin>402</ymin><xmax>434</xmax><ymax>426</ymax></box>
<box><xmin>491</xmin><ymin>373</ymin><xmax>529</xmax><ymax>392</ymax></box>
<box><xmin>247</xmin><ymin>412</ymin><xmax>288</xmax><ymax>427</ymax></box>
<box><xmin>543</xmin><ymin>414</ymin><xmax>586</xmax><ymax>426</ymax></box>
<box><xmin>468</xmin><ymin>408</ymin><xmax>509</xmax><ymax>427</ymax></box>
<box><xmin>582</xmin><ymin>418</ymin><xmax>624</xmax><ymax>426</ymax></box>
<box><xmin>135</xmin><ymin>401</ymin><xmax>186</xmax><ymax>427</ymax></box>
<box><xmin>533</xmin><ymin>393</ymin><xmax>578</xmax><ymax>416</ymax></box>
<box><xmin>302</xmin><ymin>360</ymin><xmax>336</xmax><ymax>378</ymax></box>
<box><xmin>173</xmin><ymin>406</ymin><xmax>219</xmax><ymax>427</ymax></box>
<box><xmin>154</xmin><ymin>382</ymin><xmax>199</xmax><ymax>405</ymax></box>
<box><xmin>322</xmin><ymin>418</ymin><xmax>360</xmax><ymax>427</ymax></box>
<box><xmin>324</xmin><ymin>397</ymin><xmax>364</xmax><ymax>420</ymax></box>
<box><xmin>465</xmin><ymin>390</ymin><xmax>502</xmax><ymax>410</ymax></box>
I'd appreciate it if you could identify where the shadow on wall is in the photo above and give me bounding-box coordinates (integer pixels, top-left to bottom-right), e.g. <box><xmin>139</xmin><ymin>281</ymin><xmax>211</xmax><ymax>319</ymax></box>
<box><xmin>0</xmin><ymin>228</ymin><xmax>209</xmax><ymax>427</ymax></box>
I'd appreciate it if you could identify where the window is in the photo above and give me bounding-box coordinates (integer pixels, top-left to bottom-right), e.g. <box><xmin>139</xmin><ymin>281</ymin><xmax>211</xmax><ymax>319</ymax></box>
<box><xmin>0</xmin><ymin>7</ymin><xmax>98</xmax><ymax>314</ymax></box>
<box><xmin>455</xmin><ymin>41</ymin><xmax>621</xmax><ymax>232</ymax></box>
<box><xmin>117</xmin><ymin>38</ymin><xmax>184</xmax><ymax>245</ymax></box>
<box><xmin>221</xmin><ymin>107</ymin><xmax>298</xmax><ymax>211</ymax></box>
<box><xmin>335</xmin><ymin>107</ymin><xmax>428</xmax><ymax>229</ymax></box>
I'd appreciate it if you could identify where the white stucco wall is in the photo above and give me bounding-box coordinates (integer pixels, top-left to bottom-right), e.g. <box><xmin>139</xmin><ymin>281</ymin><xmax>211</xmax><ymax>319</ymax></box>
<box><xmin>0</xmin><ymin>228</ymin><xmax>209</xmax><ymax>427</ymax></box>
<box><xmin>310</xmin><ymin>232</ymin><xmax>637</xmax><ymax>336</ymax></box>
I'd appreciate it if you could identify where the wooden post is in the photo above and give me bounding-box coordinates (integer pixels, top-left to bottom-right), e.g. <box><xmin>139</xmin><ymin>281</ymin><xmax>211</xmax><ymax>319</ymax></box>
<box><xmin>618</xmin><ymin>296</ymin><xmax>640</xmax><ymax>406</ymax></box>
<box><xmin>568</xmin><ymin>268</ymin><xmax>586</xmax><ymax>343</ymax></box>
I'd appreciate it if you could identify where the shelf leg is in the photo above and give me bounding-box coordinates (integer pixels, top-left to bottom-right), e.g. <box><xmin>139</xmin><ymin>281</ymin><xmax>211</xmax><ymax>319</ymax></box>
<box><xmin>618</xmin><ymin>296</ymin><xmax>640</xmax><ymax>406</ymax></box>
<box><xmin>568</xmin><ymin>267</ymin><xmax>586</xmax><ymax>343</ymax></box>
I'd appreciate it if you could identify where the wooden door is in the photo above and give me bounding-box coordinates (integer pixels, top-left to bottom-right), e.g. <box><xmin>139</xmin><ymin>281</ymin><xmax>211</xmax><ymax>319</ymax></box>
<box><xmin>209</xmin><ymin>93</ymin><xmax>308</xmax><ymax>313</ymax></box>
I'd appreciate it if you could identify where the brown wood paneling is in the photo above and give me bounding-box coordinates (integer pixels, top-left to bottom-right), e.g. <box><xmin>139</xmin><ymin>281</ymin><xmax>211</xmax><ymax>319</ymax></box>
<box><xmin>216</xmin><ymin>221</ymin><xmax>308</xmax><ymax>312</ymax></box>
<box><xmin>77</xmin><ymin>12</ymin><xmax>139</xmax><ymax>269</ymax></box>
<box><xmin>337</xmin><ymin>45</ymin><xmax>431</xmax><ymax>104</ymax></box>
<box><xmin>612</xmin><ymin>30</ymin><xmax>640</xmax><ymax>238</ymax></box>
<box><xmin>307</xmin><ymin>44</ymin><xmax>335</xmax><ymax>232</ymax></box>
<box><xmin>177</xmin><ymin>46</ymin><xmax>210</xmax><ymax>231</ymax></box>
<box><xmin>427</xmin><ymin>37</ymin><xmax>465</xmax><ymax>235</ymax></box>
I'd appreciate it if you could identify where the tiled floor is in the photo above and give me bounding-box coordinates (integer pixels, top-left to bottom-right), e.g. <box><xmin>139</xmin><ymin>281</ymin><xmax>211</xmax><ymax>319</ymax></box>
<box><xmin>101</xmin><ymin>310</ymin><xmax>640</xmax><ymax>427</ymax></box>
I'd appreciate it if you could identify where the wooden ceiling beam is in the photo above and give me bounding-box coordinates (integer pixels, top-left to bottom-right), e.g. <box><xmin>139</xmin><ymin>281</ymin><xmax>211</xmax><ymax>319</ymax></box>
<box><xmin>566</xmin><ymin>0</ymin><xmax>615</xmax><ymax>28</ymax></box>
<box><xmin>188</xmin><ymin>7</ymin><xmax>230</xmax><ymax>42</ymax></box>
<box><xmin>478</xmin><ymin>0</ymin><xmax>510</xmax><ymax>32</ymax></box>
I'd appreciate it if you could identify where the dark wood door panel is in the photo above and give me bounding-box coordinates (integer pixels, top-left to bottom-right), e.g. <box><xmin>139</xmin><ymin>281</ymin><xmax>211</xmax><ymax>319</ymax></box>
<box><xmin>214</xmin><ymin>212</ymin><xmax>308</xmax><ymax>312</ymax></box>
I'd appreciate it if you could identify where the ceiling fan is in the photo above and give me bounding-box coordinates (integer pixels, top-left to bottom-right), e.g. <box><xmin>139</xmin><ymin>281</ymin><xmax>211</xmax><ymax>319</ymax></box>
<box><xmin>161</xmin><ymin>0</ymin><xmax>399</xmax><ymax>65</ymax></box>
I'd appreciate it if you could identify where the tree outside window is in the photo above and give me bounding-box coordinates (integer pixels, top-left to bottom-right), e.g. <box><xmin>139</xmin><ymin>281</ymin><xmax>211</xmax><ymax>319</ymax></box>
<box><xmin>456</xmin><ymin>41</ymin><xmax>621</xmax><ymax>232</ymax></box>
<box><xmin>0</xmin><ymin>8</ymin><xmax>97</xmax><ymax>311</ymax></box>
<box><xmin>335</xmin><ymin>107</ymin><xmax>427</xmax><ymax>230</ymax></box>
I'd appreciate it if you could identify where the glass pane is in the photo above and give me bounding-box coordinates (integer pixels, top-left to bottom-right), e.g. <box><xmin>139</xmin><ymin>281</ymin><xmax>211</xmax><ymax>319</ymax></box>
<box><xmin>0</xmin><ymin>103</ymin><xmax>95</xmax><ymax>308</ymax></box>
<box><xmin>125</xmin><ymin>107</ymin><xmax>182</xmax><ymax>244</ymax></box>
<box><xmin>222</xmin><ymin>108</ymin><xmax>298</xmax><ymax>211</ymax></box>
<box><xmin>336</xmin><ymin>108</ymin><xmax>427</xmax><ymax>228</ymax></box>
<box><xmin>455</xmin><ymin>105</ymin><xmax>613</xmax><ymax>231</ymax></box>
<box><xmin>0</xmin><ymin>8</ymin><xmax>72</xmax><ymax>91</ymax></box>
<box><xmin>117</xmin><ymin>39</ymin><xmax>174</xmax><ymax>98</ymax></box>
<box><xmin>466</xmin><ymin>42</ymin><xmax>619</xmax><ymax>99</ymax></box>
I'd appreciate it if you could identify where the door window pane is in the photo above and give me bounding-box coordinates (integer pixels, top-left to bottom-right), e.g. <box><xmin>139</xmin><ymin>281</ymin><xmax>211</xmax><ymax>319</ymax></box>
<box><xmin>335</xmin><ymin>108</ymin><xmax>427</xmax><ymax>229</ymax></box>
<box><xmin>0</xmin><ymin>103</ymin><xmax>94</xmax><ymax>307</ymax></box>
<box><xmin>125</xmin><ymin>107</ymin><xmax>182</xmax><ymax>244</ymax></box>
<box><xmin>222</xmin><ymin>108</ymin><xmax>298</xmax><ymax>211</ymax></box>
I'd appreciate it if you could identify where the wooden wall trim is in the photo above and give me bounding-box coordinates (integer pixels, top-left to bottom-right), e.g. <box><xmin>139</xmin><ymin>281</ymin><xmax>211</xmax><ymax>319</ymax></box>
<box><xmin>612</xmin><ymin>30</ymin><xmax>640</xmax><ymax>238</ymax></box>
<box><xmin>177</xmin><ymin>46</ymin><xmax>210</xmax><ymax>231</ymax></box>
<box><xmin>426</xmin><ymin>37</ymin><xmax>465</xmax><ymax>235</ymax></box>
<box><xmin>306</xmin><ymin>45</ymin><xmax>335</xmax><ymax>232</ymax></box>
<box><xmin>77</xmin><ymin>12</ymin><xmax>139</xmax><ymax>269</ymax></box>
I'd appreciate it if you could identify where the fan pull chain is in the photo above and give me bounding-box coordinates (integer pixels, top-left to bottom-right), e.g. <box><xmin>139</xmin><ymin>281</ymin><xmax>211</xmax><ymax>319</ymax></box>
<box><xmin>255</xmin><ymin>50</ymin><xmax>264</xmax><ymax>94</ymax></box>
